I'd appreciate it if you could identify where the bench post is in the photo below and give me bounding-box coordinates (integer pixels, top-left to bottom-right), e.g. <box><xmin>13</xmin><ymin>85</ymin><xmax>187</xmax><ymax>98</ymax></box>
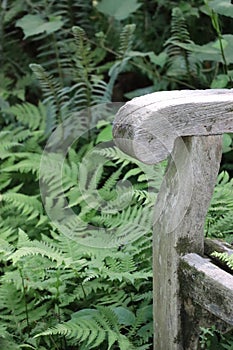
<box><xmin>113</xmin><ymin>89</ymin><xmax>233</xmax><ymax>350</ymax></box>
<box><xmin>153</xmin><ymin>135</ymin><xmax>221</xmax><ymax>349</ymax></box>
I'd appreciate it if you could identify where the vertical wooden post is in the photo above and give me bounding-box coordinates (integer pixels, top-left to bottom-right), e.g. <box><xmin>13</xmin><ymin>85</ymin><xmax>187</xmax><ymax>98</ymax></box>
<box><xmin>113</xmin><ymin>88</ymin><xmax>233</xmax><ymax>350</ymax></box>
<box><xmin>153</xmin><ymin>135</ymin><xmax>222</xmax><ymax>349</ymax></box>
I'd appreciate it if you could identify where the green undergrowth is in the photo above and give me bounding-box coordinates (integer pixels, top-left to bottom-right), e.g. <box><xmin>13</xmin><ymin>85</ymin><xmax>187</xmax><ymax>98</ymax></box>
<box><xmin>1</xmin><ymin>1</ymin><xmax>233</xmax><ymax>349</ymax></box>
<box><xmin>1</xmin><ymin>86</ymin><xmax>233</xmax><ymax>349</ymax></box>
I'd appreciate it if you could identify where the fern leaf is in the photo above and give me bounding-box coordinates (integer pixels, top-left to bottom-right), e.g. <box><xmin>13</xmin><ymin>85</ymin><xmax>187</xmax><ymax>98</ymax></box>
<box><xmin>30</xmin><ymin>64</ymin><xmax>61</xmax><ymax>100</ymax></box>
<box><xmin>10</xmin><ymin>102</ymin><xmax>46</xmax><ymax>131</ymax></box>
<box><xmin>2</xmin><ymin>154</ymin><xmax>41</xmax><ymax>176</ymax></box>
<box><xmin>35</xmin><ymin>307</ymin><xmax>135</xmax><ymax>349</ymax></box>
<box><xmin>119</xmin><ymin>24</ymin><xmax>136</xmax><ymax>57</ymax></box>
<box><xmin>212</xmin><ymin>251</ymin><xmax>233</xmax><ymax>270</ymax></box>
<box><xmin>8</xmin><ymin>230</ymin><xmax>73</xmax><ymax>267</ymax></box>
<box><xmin>164</xmin><ymin>7</ymin><xmax>201</xmax><ymax>83</ymax></box>
<box><xmin>2</xmin><ymin>193</ymin><xmax>43</xmax><ymax>216</ymax></box>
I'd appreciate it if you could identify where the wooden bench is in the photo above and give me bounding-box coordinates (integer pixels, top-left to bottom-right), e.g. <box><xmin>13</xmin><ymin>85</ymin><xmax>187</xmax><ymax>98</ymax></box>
<box><xmin>113</xmin><ymin>89</ymin><xmax>233</xmax><ymax>350</ymax></box>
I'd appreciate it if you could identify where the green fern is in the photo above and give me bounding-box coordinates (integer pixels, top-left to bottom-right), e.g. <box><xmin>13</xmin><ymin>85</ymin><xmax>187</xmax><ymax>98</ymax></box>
<box><xmin>35</xmin><ymin>306</ymin><xmax>135</xmax><ymax>349</ymax></box>
<box><xmin>19</xmin><ymin>0</ymin><xmax>95</xmax><ymax>84</ymax></box>
<box><xmin>205</xmin><ymin>171</ymin><xmax>233</xmax><ymax>238</ymax></box>
<box><xmin>55</xmin><ymin>0</ymin><xmax>93</xmax><ymax>30</ymax></box>
<box><xmin>29</xmin><ymin>64</ymin><xmax>64</xmax><ymax>131</ymax></box>
<box><xmin>119</xmin><ymin>24</ymin><xmax>136</xmax><ymax>58</ymax></box>
<box><xmin>108</xmin><ymin>24</ymin><xmax>137</xmax><ymax>98</ymax></box>
<box><xmin>10</xmin><ymin>102</ymin><xmax>46</xmax><ymax>131</ymax></box>
<box><xmin>1</xmin><ymin>193</ymin><xmax>43</xmax><ymax>217</ymax></box>
<box><xmin>164</xmin><ymin>7</ymin><xmax>203</xmax><ymax>86</ymax></box>
<box><xmin>9</xmin><ymin>229</ymin><xmax>75</xmax><ymax>267</ymax></box>
<box><xmin>0</xmin><ymin>16</ymin><xmax>213</xmax><ymax>350</ymax></box>
<box><xmin>71</xmin><ymin>26</ymin><xmax>112</xmax><ymax>106</ymax></box>
<box><xmin>211</xmin><ymin>252</ymin><xmax>233</xmax><ymax>271</ymax></box>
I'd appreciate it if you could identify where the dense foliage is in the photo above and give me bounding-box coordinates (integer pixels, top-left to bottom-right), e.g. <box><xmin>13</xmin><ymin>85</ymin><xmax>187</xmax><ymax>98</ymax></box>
<box><xmin>0</xmin><ymin>0</ymin><xmax>233</xmax><ymax>349</ymax></box>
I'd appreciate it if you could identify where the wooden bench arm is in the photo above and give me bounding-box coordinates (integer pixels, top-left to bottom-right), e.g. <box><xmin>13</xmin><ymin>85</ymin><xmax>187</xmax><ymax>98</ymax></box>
<box><xmin>113</xmin><ymin>89</ymin><xmax>233</xmax><ymax>350</ymax></box>
<box><xmin>113</xmin><ymin>89</ymin><xmax>233</xmax><ymax>164</ymax></box>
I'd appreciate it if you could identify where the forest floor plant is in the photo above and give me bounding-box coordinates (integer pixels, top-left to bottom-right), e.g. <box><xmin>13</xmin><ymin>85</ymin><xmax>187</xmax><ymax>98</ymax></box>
<box><xmin>1</xmin><ymin>1</ymin><xmax>233</xmax><ymax>349</ymax></box>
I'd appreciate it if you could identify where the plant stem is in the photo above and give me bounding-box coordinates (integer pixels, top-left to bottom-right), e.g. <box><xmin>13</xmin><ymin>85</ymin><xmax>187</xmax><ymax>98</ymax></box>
<box><xmin>52</xmin><ymin>33</ymin><xmax>64</xmax><ymax>87</ymax></box>
<box><xmin>19</xmin><ymin>268</ymin><xmax>30</xmax><ymax>334</ymax></box>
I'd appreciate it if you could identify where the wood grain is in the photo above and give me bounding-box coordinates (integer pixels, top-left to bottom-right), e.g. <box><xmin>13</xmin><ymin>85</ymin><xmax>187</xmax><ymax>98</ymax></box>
<box><xmin>180</xmin><ymin>253</ymin><xmax>233</xmax><ymax>325</ymax></box>
<box><xmin>152</xmin><ymin>135</ymin><xmax>222</xmax><ymax>349</ymax></box>
<box><xmin>113</xmin><ymin>89</ymin><xmax>233</xmax><ymax>350</ymax></box>
<box><xmin>113</xmin><ymin>89</ymin><xmax>233</xmax><ymax>164</ymax></box>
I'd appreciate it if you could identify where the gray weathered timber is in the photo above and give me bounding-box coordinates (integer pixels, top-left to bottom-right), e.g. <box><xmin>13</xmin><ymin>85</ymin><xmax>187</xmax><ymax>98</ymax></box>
<box><xmin>113</xmin><ymin>89</ymin><xmax>233</xmax><ymax>164</ymax></box>
<box><xmin>180</xmin><ymin>253</ymin><xmax>233</xmax><ymax>350</ymax></box>
<box><xmin>152</xmin><ymin>135</ymin><xmax>222</xmax><ymax>350</ymax></box>
<box><xmin>113</xmin><ymin>89</ymin><xmax>233</xmax><ymax>350</ymax></box>
<box><xmin>180</xmin><ymin>253</ymin><xmax>233</xmax><ymax>325</ymax></box>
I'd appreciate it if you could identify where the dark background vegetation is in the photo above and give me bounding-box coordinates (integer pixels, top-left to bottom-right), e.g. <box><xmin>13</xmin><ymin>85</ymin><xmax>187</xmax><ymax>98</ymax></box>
<box><xmin>0</xmin><ymin>1</ymin><xmax>233</xmax><ymax>349</ymax></box>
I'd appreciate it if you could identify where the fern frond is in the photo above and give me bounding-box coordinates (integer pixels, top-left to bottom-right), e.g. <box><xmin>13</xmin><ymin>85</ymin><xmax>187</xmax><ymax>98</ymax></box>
<box><xmin>127</xmin><ymin>305</ymin><xmax>152</xmax><ymax>341</ymax></box>
<box><xmin>211</xmin><ymin>252</ymin><xmax>233</xmax><ymax>270</ymax></box>
<box><xmin>0</xmin><ymin>127</ymin><xmax>42</xmax><ymax>158</ymax></box>
<box><xmin>1</xmin><ymin>193</ymin><xmax>42</xmax><ymax>217</ymax></box>
<box><xmin>167</xmin><ymin>8</ymin><xmax>191</xmax><ymax>45</ymax></box>
<box><xmin>0</xmin><ymin>283</ymin><xmax>26</xmax><ymax>332</ymax></box>
<box><xmin>30</xmin><ymin>64</ymin><xmax>61</xmax><ymax>100</ymax></box>
<box><xmin>29</xmin><ymin>64</ymin><xmax>66</xmax><ymax>130</ymax></box>
<box><xmin>119</xmin><ymin>24</ymin><xmax>136</xmax><ymax>57</ymax></box>
<box><xmin>36</xmin><ymin>306</ymin><xmax>134</xmax><ymax>349</ymax></box>
<box><xmin>71</xmin><ymin>26</ymin><xmax>112</xmax><ymax>106</ymax></box>
<box><xmin>0</xmin><ymin>130</ymin><xmax>23</xmax><ymax>158</ymax></box>
<box><xmin>10</xmin><ymin>102</ymin><xmax>46</xmax><ymax>131</ymax></box>
<box><xmin>98</xmin><ymin>166</ymin><xmax>123</xmax><ymax>201</ymax></box>
<box><xmin>164</xmin><ymin>7</ymin><xmax>201</xmax><ymax>83</ymax></box>
<box><xmin>72</xmin><ymin>26</ymin><xmax>91</xmax><ymax>60</ymax></box>
<box><xmin>9</xmin><ymin>230</ymin><xmax>73</xmax><ymax>267</ymax></box>
<box><xmin>54</xmin><ymin>0</ymin><xmax>93</xmax><ymax>30</ymax></box>
<box><xmin>0</xmin><ymin>225</ymin><xmax>17</xmax><ymax>244</ymax></box>
<box><xmin>205</xmin><ymin>171</ymin><xmax>233</xmax><ymax>237</ymax></box>
<box><xmin>91</xmin><ymin>78</ymin><xmax>111</xmax><ymax>104</ymax></box>
<box><xmin>0</xmin><ymin>239</ymin><xmax>15</xmax><ymax>260</ymax></box>
<box><xmin>206</xmin><ymin>211</ymin><xmax>233</xmax><ymax>237</ymax></box>
<box><xmin>0</xmin><ymin>174</ymin><xmax>11</xmax><ymax>190</ymax></box>
<box><xmin>2</xmin><ymin>153</ymin><xmax>41</xmax><ymax>176</ymax></box>
<box><xmin>72</xmin><ymin>26</ymin><xmax>93</xmax><ymax>83</ymax></box>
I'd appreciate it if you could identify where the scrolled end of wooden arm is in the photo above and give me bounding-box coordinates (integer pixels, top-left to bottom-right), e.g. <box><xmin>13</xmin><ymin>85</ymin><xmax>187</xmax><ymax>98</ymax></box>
<box><xmin>113</xmin><ymin>89</ymin><xmax>233</xmax><ymax>164</ymax></box>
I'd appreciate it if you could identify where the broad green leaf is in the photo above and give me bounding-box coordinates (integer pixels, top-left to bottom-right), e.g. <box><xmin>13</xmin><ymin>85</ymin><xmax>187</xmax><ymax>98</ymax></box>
<box><xmin>211</xmin><ymin>74</ymin><xmax>229</xmax><ymax>88</ymax></box>
<box><xmin>208</xmin><ymin>0</ymin><xmax>233</xmax><ymax>18</ymax></box>
<box><xmin>148</xmin><ymin>52</ymin><xmax>168</xmax><ymax>68</ymax></box>
<box><xmin>124</xmin><ymin>86</ymin><xmax>154</xmax><ymax>99</ymax></box>
<box><xmin>123</xmin><ymin>167</ymin><xmax>142</xmax><ymax>181</ymax></box>
<box><xmin>96</xmin><ymin>120</ymin><xmax>111</xmax><ymax>128</ymax></box>
<box><xmin>113</xmin><ymin>306</ymin><xmax>136</xmax><ymax>326</ymax></box>
<box><xmin>96</xmin><ymin>124</ymin><xmax>112</xmax><ymax>144</ymax></box>
<box><xmin>16</xmin><ymin>14</ymin><xmax>63</xmax><ymax>38</ymax></box>
<box><xmin>176</xmin><ymin>35</ymin><xmax>233</xmax><ymax>64</ymax></box>
<box><xmin>168</xmin><ymin>40</ymin><xmax>221</xmax><ymax>61</ymax></box>
<box><xmin>212</xmin><ymin>38</ymin><xmax>228</xmax><ymax>50</ymax></box>
<box><xmin>71</xmin><ymin>309</ymin><xmax>98</xmax><ymax>319</ymax></box>
<box><xmin>222</xmin><ymin>134</ymin><xmax>233</xmax><ymax>153</ymax></box>
<box><xmin>97</xmin><ymin>0</ymin><xmax>141</xmax><ymax>20</ymax></box>
<box><xmin>126</xmin><ymin>50</ymin><xmax>152</xmax><ymax>58</ymax></box>
<box><xmin>179</xmin><ymin>3</ymin><xmax>199</xmax><ymax>17</ymax></box>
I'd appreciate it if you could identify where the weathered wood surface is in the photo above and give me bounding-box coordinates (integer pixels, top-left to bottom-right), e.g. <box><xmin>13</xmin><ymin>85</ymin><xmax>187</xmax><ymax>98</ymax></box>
<box><xmin>180</xmin><ymin>253</ymin><xmax>233</xmax><ymax>325</ymax></box>
<box><xmin>152</xmin><ymin>135</ymin><xmax>222</xmax><ymax>350</ymax></box>
<box><xmin>112</xmin><ymin>89</ymin><xmax>233</xmax><ymax>350</ymax></box>
<box><xmin>180</xmin><ymin>252</ymin><xmax>233</xmax><ymax>350</ymax></box>
<box><xmin>113</xmin><ymin>89</ymin><xmax>233</xmax><ymax>164</ymax></box>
